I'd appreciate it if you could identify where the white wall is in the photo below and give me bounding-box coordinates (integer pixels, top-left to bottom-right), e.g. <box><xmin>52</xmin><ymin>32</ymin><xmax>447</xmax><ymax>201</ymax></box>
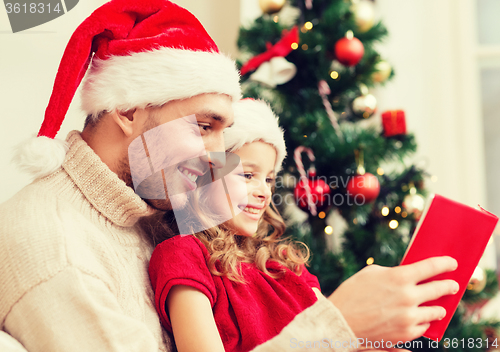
<box><xmin>375</xmin><ymin>0</ymin><xmax>487</xmax><ymax>208</ymax></box>
<box><xmin>0</xmin><ymin>1</ymin><xmax>106</xmax><ymax>203</ymax></box>
<box><xmin>0</xmin><ymin>0</ymin><xmax>239</xmax><ymax>203</ymax></box>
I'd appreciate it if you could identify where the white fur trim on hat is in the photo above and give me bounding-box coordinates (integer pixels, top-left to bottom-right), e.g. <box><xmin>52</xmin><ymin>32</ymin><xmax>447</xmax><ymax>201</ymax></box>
<box><xmin>225</xmin><ymin>99</ymin><xmax>287</xmax><ymax>172</ymax></box>
<box><xmin>82</xmin><ymin>48</ymin><xmax>241</xmax><ymax>118</ymax></box>
<box><xmin>13</xmin><ymin>136</ymin><xmax>68</xmax><ymax>179</ymax></box>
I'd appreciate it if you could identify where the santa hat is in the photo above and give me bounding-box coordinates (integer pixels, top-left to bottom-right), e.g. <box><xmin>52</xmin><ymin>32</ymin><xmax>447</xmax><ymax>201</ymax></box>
<box><xmin>15</xmin><ymin>0</ymin><xmax>241</xmax><ymax>179</ymax></box>
<box><xmin>225</xmin><ymin>99</ymin><xmax>286</xmax><ymax>173</ymax></box>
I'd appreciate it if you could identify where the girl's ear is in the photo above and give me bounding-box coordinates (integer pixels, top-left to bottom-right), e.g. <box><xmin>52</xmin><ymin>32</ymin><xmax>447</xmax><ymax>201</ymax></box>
<box><xmin>110</xmin><ymin>108</ymin><xmax>138</xmax><ymax>137</ymax></box>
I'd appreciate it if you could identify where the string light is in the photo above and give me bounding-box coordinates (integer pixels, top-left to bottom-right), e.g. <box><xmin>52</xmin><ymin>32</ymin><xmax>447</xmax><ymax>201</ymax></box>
<box><xmin>324</xmin><ymin>226</ymin><xmax>333</xmax><ymax>235</ymax></box>
<box><xmin>395</xmin><ymin>206</ymin><xmax>401</xmax><ymax>214</ymax></box>
<box><xmin>304</xmin><ymin>21</ymin><xmax>313</xmax><ymax>30</ymax></box>
<box><xmin>431</xmin><ymin>175</ymin><xmax>438</xmax><ymax>182</ymax></box>
<box><xmin>381</xmin><ymin>206</ymin><xmax>389</xmax><ymax>216</ymax></box>
<box><xmin>353</xmin><ymin>218</ymin><xmax>358</xmax><ymax>224</ymax></box>
<box><xmin>318</xmin><ymin>211</ymin><xmax>326</xmax><ymax>219</ymax></box>
<box><xmin>330</xmin><ymin>71</ymin><xmax>339</xmax><ymax>79</ymax></box>
<box><xmin>291</xmin><ymin>42</ymin><xmax>299</xmax><ymax>50</ymax></box>
<box><xmin>389</xmin><ymin>220</ymin><xmax>399</xmax><ymax>229</ymax></box>
<box><xmin>401</xmin><ymin>211</ymin><xmax>408</xmax><ymax>218</ymax></box>
<box><xmin>301</xmin><ymin>44</ymin><xmax>309</xmax><ymax>50</ymax></box>
<box><xmin>377</xmin><ymin>167</ymin><xmax>384</xmax><ymax>175</ymax></box>
<box><xmin>273</xmin><ymin>15</ymin><xmax>279</xmax><ymax>23</ymax></box>
<box><xmin>366</xmin><ymin>257</ymin><xmax>374</xmax><ymax>265</ymax></box>
<box><xmin>303</xmin><ymin>134</ymin><xmax>307</xmax><ymax>138</ymax></box>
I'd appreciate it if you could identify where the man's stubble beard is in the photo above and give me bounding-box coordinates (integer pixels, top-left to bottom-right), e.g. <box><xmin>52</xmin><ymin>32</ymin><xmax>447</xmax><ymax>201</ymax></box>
<box><xmin>116</xmin><ymin>108</ymin><xmax>178</xmax><ymax>212</ymax></box>
<box><xmin>117</xmin><ymin>153</ymin><xmax>179</xmax><ymax>211</ymax></box>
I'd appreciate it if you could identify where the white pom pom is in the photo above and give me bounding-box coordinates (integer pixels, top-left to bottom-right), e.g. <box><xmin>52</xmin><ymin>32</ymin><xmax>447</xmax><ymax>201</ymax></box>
<box><xmin>13</xmin><ymin>136</ymin><xmax>69</xmax><ymax>179</ymax></box>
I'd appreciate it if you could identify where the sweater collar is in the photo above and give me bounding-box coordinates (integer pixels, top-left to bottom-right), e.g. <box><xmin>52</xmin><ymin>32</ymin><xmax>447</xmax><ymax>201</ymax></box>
<box><xmin>62</xmin><ymin>131</ymin><xmax>156</xmax><ymax>227</ymax></box>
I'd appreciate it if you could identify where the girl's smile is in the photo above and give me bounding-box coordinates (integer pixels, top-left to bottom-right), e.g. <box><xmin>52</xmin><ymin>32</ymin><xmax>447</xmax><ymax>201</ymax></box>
<box><xmin>227</xmin><ymin>141</ymin><xmax>276</xmax><ymax>237</ymax></box>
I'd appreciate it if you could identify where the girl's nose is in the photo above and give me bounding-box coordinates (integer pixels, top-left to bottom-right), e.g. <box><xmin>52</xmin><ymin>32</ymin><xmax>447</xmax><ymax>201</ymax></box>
<box><xmin>252</xmin><ymin>178</ymin><xmax>271</xmax><ymax>201</ymax></box>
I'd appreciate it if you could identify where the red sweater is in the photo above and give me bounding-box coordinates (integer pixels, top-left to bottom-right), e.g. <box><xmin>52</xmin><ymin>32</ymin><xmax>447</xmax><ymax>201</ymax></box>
<box><xmin>149</xmin><ymin>235</ymin><xmax>320</xmax><ymax>352</ymax></box>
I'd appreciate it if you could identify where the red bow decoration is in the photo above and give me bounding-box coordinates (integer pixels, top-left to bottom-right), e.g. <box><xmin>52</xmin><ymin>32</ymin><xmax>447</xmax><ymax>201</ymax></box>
<box><xmin>240</xmin><ymin>26</ymin><xmax>299</xmax><ymax>76</ymax></box>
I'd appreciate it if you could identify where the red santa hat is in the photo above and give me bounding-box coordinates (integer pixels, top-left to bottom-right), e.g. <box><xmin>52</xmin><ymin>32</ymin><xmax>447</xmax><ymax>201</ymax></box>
<box><xmin>225</xmin><ymin>99</ymin><xmax>287</xmax><ymax>173</ymax></box>
<box><xmin>15</xmin><ymin>0</ymin><xmax>241</xmax><ymax>179</ymax></box>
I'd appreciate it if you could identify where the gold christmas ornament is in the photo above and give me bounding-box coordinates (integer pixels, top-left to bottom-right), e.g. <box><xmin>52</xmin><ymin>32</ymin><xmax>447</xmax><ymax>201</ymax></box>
<box><xmin>352</xmin><ymin>0</ymin><xmax>375</xmax><ymax>33</ymax></box>
<box><xmin>372</xmin><ymin>60</ymin><xmax>392</xmax><ymax>83</ymax></box>
<box><xmin>467</xmin><ymin>266</ymin><xmax>487</xmax><ymax>293</ymax></box>
<box><xmin>402</xmin><ymin>193</ymin><xmax>425</xmax><ymax>219</ymax></box>
<box><xmin>352</xmin><ymin>94</ymin><xmax>377</xmax><ymax>118</ymax></box>
<box><xmin>259</xmin><ymin>0</ymin><xmax>286</xmax><ymax>14</ymax></box>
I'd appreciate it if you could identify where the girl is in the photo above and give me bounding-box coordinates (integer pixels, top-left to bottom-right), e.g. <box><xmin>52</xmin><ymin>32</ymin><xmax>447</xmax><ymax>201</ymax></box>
<box><xmin>148</xmin><ymin>99</ymin><xmax>322</xmax><ymax>352</ymax></box>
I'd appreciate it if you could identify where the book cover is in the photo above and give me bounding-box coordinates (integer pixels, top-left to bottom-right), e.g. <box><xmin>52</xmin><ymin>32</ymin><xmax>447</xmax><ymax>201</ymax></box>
<box><xmin>400</xmin><ymin>194</ymin><xmax>499</xmax><ymax>341</ymax></box>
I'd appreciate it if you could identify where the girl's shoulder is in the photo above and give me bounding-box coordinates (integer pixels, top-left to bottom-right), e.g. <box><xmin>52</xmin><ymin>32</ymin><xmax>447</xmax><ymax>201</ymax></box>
<box><xmin>148</xmin><ymin>234</ymin><xmax>219</xmax><ymax>314</ymax></box>
<box><xmin>156</xmin><ymin>234</ymin><xmax>206</xmax><ymax>251</ymax></box>
<box><xmin>150</xmin><ymin>235</ymin><xmax>209</xmax><ymax>267</ymax></box>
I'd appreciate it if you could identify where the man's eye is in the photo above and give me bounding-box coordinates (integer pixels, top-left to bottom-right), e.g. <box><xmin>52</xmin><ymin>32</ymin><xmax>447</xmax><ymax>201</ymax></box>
<box><xmin>239</xmin><ymin>173</ymin><xmax>253</xmax><ymax>180</ymax></box>
<box><xmin>198</xmin><ymin>123</ymin><xmax>211</xmax><ymax>131</ymax></box>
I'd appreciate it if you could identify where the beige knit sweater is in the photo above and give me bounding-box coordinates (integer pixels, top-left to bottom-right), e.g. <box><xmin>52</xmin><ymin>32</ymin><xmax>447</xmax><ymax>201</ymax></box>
<box><xmin>0</xmin><ymin>131</ymin><xmax>356</xmax><ymax>352</ymax></box>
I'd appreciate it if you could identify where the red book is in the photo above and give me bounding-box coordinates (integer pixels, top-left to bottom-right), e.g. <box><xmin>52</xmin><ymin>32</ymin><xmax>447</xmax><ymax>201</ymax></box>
<box><xmin>400</xmin><ymin>194</ymin><xmax>498</xmax><ymax>341</ymax></box>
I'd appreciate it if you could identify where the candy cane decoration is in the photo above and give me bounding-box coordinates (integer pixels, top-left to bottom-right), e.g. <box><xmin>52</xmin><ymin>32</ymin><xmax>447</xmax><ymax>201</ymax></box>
<box><xmin>318</xmin><ymin>80</ymin><xmax>343</xmax><ymax>141</ymax></box>
<box><xmin>294</xmin><ymin>146</ymin><xmax>317</xmax><ymax>216</ymax></box>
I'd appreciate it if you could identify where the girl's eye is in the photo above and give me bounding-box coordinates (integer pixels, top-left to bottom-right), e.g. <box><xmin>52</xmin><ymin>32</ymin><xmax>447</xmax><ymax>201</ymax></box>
<box><xmin>266</xmin><ymin>177</ymin><xmax>274</xmax><ymax>184</ymax></box>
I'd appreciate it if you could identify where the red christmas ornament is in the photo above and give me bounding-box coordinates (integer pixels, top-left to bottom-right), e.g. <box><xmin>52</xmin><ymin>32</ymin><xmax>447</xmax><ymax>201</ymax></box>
<box><xmin>294</xmin><ymin>169</ymin><xmax>331</xmax><ymax>212</ymax></box>
<box><xmin>334</xmin><ymin>31</ymin><xmax>364</xmax><ymax>66</ymax></box>
<box><xmin>382</xmin><ymin>110</ymin><xmax>407</xmax><ymax>137</ymax></box>
<box><xmin>347</xmin><ymin>173</ymin><xmax>380</xmax><ymax>203</ymax></box>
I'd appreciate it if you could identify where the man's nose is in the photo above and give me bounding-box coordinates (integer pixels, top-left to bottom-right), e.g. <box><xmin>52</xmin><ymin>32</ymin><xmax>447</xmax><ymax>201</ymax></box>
<box><xmin>202</xmin><ymin>132</ymin><xmax>226</xmax><ymax>168</ymax></box>
<box><xmin>205</xmin><ymin>131</ymin><xmax>225</xmax><ymax>153</ymax></box>
<box><xmin>207</xmin><ymin>152</ymin><xmax>226</xmax><ymax>169</ymax></box>
<box><xmin>199</xmin><ymin>152</ymin><xmax>226</xmax><ymax>169</ymax></box>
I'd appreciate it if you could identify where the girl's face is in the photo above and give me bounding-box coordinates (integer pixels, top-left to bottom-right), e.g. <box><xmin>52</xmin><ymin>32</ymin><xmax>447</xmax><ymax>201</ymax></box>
<box><xmin>226</xmin><ymin>141</ymin><xmax>276</xmax><ymax>237</ymax></box>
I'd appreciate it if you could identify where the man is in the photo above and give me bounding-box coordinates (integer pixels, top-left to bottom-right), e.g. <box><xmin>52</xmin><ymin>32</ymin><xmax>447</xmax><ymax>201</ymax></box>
<box><xmin>0</xmin><ymin>0</ymin><xmax>458</xmax><ymax>351</ymax></box>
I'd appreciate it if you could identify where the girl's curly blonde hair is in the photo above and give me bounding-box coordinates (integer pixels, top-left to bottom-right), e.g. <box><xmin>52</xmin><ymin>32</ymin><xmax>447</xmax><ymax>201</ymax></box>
<box><xmin>141</xmin><ymin>185</ymin><xmax>310</xmax><ymax>283</ymax></box>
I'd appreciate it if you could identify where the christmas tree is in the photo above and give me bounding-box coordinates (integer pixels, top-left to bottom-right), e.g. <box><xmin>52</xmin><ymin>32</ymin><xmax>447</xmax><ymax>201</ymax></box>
<box><xmin>236</xmin><ymin>0</ymin><xmax>500</xmax><ymax>350</ymax></box>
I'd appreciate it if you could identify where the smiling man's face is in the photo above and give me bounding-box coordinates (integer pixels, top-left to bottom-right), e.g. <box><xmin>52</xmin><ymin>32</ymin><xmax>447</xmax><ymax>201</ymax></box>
<box><xmin>124</xmin><ymin>93</ymin><xmax>234</xmax><ymax>211</ymax></box>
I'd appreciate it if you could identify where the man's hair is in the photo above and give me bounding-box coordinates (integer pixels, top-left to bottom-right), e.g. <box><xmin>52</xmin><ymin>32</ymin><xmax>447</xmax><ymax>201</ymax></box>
<box><xmin>82</xmin><ymin>107</ymin><xmax>160</xmax><ymax>131</ymax></box>
<box><xmin>83</xmin><ymin>111</ymin><xmax>105</xmax><ymax>130</ymax></box>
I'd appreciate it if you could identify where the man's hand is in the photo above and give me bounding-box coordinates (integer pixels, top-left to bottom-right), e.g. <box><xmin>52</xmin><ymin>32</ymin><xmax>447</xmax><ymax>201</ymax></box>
<box><xmin>328</xmin><ymin>256</ymin><xmax>459</xmax><ymax>344</ymax></box>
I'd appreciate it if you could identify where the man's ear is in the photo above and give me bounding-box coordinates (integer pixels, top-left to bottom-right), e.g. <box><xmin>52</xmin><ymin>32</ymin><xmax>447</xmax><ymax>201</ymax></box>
<box><xmin>111</xmin><ymin>108</ymin><xmax>138</xmax><ymax>137</ymax></box>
